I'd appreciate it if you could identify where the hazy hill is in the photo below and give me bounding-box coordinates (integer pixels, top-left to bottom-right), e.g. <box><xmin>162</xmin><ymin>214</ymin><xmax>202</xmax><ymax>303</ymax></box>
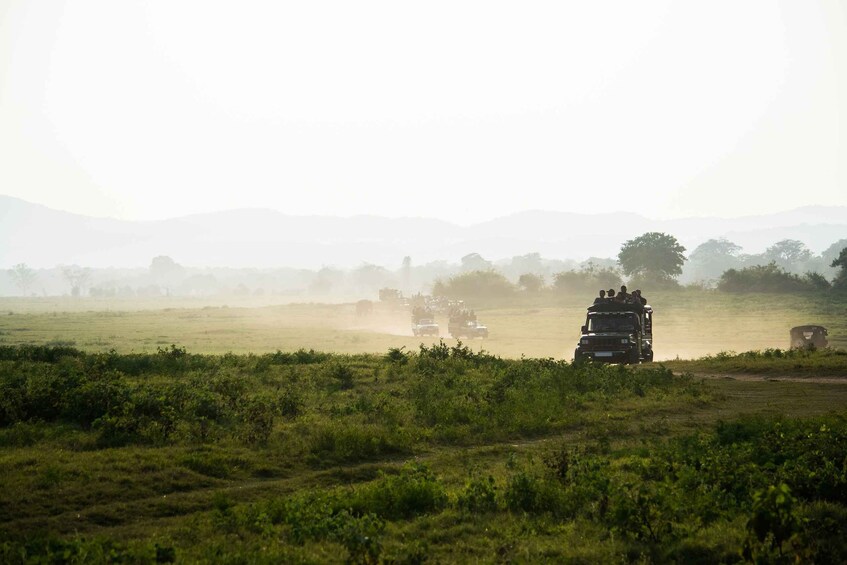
<box><xmin>2</xmin><ymin>195</ymin><xmax>846</xmax><ymax>268</ymax></box>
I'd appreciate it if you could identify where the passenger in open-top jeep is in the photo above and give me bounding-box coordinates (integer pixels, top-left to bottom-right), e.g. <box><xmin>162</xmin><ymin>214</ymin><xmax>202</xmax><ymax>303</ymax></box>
<box><xmin>574</xmin><ymin>297</ymin><xmax>654</xmax><ymax>364</ymax></box>
<box><xmin>411</xmin><ymin>306</ymin><xmax>440</xmax><ymax>337</ymax></box>
<box><xmin>448</xmin><ymin>308</ymin><xmax>488</xmax><ymax>339</ymax></box>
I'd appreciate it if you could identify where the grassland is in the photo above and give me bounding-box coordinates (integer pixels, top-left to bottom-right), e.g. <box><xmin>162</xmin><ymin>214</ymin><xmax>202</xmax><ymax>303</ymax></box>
<box><xmin>1</xmin><ymin>289</ymin><xmax>845</xmax><ymax>360</ymax></box>
<box><xmin>1</xmin><ymin>291</ymin><xmax>846</xmax><ymax>562</ymax></box>
<box><xmin>1</xmin><ymin>343</ymin><xmax>846</xmax><ymax>563</ymax></box>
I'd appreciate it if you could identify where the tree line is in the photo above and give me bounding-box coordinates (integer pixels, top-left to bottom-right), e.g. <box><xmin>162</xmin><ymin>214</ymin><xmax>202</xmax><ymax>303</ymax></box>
<box><xmin>4</xmin><ymin>236</ymin><xmax>847</xmax><ymax>299</ymax></box>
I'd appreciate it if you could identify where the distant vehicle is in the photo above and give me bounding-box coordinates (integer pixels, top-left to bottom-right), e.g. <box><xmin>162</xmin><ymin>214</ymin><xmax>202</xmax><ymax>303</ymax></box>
<box><xmin>790</xmin><ymin>325</ymin><xmax>828</xmax><ymax>349</ymax></box>
<box><xmin>378</xmin><ymin>288</ymin><xmax>403</xmax><ymax>302</ymax></box>
<box><xmin>448</xmin><ymin>309</ymin><xmax>488</xmax><ymax>339</ymax></box>
<box><xmin>411</xmin><ymin>306</ymin><xmax>440</xmax><ymax>337</ymax></box>
<box><xmin>355</xmin><ymin>299</ymin><xmax>373</xmax><ymax>317</ymax></box>
<box><xmin>449</xmin><ymin>319</ymin><xmax>489</xmax><ymax>339</ymax></box>
<box><xmin>412</xmin><ymin>318</ymin><xmax>440</xmax><ymax>337</ymax></box>
<box><xmin>574</xmin><ymin>300</ymin><xmax>653</xmax><ymax>364</ymax></box>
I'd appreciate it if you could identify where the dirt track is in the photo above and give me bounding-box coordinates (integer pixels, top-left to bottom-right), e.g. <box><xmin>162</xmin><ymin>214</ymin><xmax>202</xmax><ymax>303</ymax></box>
<box><xmin>690</xmin><ymin>372</ymin><xmax>847</xmax><ymax>384</ymax></box>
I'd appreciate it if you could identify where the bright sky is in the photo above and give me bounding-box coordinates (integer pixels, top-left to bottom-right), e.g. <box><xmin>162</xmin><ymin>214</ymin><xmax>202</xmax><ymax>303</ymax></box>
<box><xmin>1</xmin><ymin>1</ymin><xmax>845</xmax><ymax>224</ymax></box>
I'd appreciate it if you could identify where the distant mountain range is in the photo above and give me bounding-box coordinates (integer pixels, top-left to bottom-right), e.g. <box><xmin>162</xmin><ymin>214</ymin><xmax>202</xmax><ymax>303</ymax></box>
<box><xmin>2</xmin><ymin>195</ymin><xmax>846</xmax><ymax>269</ymax></box>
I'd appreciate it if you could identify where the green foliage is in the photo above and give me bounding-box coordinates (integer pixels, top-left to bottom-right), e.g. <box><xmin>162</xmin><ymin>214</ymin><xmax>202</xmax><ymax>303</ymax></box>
<box><xmin>0</xmin><ymin>536</ymin><xmax>176</xmax><ymax>563</ymax></box>
<box><xmin>744</xmin><ymin>484</ymin><xmax>802</xmax><ymax>562</ymax></box>
<box><xmin>350</xmin><ymin>463</ymin><xmax>448</xmax><ymax>520</ymax></box>
<box><xmin>832</xmin><ymin>246</ymin><xmax>847</xmax><ymax>290</ymax></box>
<box><xmin>553</xmin><ymin>264</ymin><xmax>623</xmax><ymax>293</ymax></box>
<box><xmin>324</xmin><ymin>361</ymin><xmax>356</xmax><ymax>390</ymax></box>
<box><xmin>617</xmin><ymin>232</ymin><xmax>686</xmax><ymax>283</ymax></box>
<box><xmin>239</xmin><ymin>393</ymin><xmax>277</xmax><ymax>445</ymax></box>
<box><xmin>2</xmin><ymin>344</ymin><xmax>847</xmax><ymax>562</ymax></box>
<box><xmin>719</xmin><ymin>262</ymin><xmax>829</xmax><ymax>293</ymax></box>
<box><xmin>664</xmin><ymin>347</ymin><xmax>847</xmax><ymax>376</ymax></box>
<box><xmin>517</xmin><ymin>273</ymin><xmax>545</xmax><ymax>293</ymax></box>
<box><xmin>308</xmin><ymin>422</ymin><xmax>409</xmax><ymax>463</ymax></box>
<box><xmin>0</xmin><ymin>344</ymin><xmax>85</xmax><ymax>363</ymax></box>
<box><xmin>456</xmin><ymin>475</ymin><xmax>498</xmax><ymax>513</ymax></box>
<box><xmin>804</xmin><ymin>270</ymin><xmax>832</xmax><ymax>290</ymax></box>
<box><xmin>268</xmin><ymin>348</ymin><xmax>332</xmax><ymax>365</ymax></box>
<box><xmin>7</xmin><ymin>263</ymin><xmax>37</xmax><ymax>295</ymax></box>
<box><xmin>432</xmin><ymin>270</ymin><xmax>515</xmax><ymax>300</ymax></box>
<box><xmin>764</xmin><ymin>239</ymin><xmax>812</xmax><ymax>270</ymax></box>
<box><xmin>253</xmin><ymin>491</ymin><xmax>386</xmax><ymax>562</ymax></box>
<box><xmin>384</xmin><ymin>346</ymin><xmax>409</xmax><ymax>365</ymax></box>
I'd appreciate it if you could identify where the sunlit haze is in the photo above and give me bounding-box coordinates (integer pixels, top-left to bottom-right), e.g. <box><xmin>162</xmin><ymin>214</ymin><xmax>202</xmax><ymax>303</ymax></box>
<box><xmin>1</xmin><ymin>1</ymin><xmax>845</xmax><ymax>224</ymax></box>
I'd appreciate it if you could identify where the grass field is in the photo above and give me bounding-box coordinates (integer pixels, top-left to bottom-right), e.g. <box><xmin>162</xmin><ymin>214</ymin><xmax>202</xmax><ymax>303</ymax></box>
<box><xmin>1</xmin><ymin>291</ymin><xmax>846</xmax><ymax>562</ymax></box>
<box><xmin>0</xmin><ymin>343</ymin><xmax>846</xmax><ymax>562</ymax></box>
<box><xmin>1</xmin><ymin>289</ymin><xmax>845</xmax><ymax>360</ymax></box>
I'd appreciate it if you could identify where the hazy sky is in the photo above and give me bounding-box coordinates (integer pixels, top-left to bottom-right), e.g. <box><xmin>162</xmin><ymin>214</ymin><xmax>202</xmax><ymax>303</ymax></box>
<box><xmin>1</xmin><ymin>1</ymin><xmax>845</xmax><ymax>224</ymax></box>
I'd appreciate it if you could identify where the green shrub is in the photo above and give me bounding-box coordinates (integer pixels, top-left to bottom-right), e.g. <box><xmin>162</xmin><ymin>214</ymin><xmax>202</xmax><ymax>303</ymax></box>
<box><xmin>503</xmin><ymin>470</ymin><xmax>567</xmax><ymax>515</ymax></box>
<box><xmin>351</xmin><ymin>463</ymin><xmax>448</xmax><ymax>520</ymax></box>
<box><xmin>239</xmin><ymin>394</ymin><xmax>277</xmax><ymax>445</ymax></box>
<box><xmin>718</xmin><ymin>263</ymin><xmax>823</xmax><ymax>293</ymax></box>
<box><xmin>325</xmin><ymin>362</ymin><xmax>355</xmax><ymax>390</ymax></box>
<box><xmin>0</xmin><ymin>536</ymin><xmax>176</xmax><ymax>563</ymax></box>
<box><xmin>308</xmin><ymin>423</ymin><xmax>409</xmax><ymax>464</ymax></box>
<box><xmin>267</xmin><ymin>348</ymin><xmax>331</xmax><ymax>365</ymax></box>
<box><xmin>456</xmin><ymin>475</ymin><xmax>498</xmax><ymax>513</ymax></box>
<box><xmin>744</xmin><ymin>484</ymin><xmax>802</xmax><ymax>562</ymax></box>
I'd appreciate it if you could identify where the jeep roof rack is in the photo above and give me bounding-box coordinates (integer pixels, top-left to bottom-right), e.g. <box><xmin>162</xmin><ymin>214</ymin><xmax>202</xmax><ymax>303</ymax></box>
<box><xmin>587</xmin><ymin>302</ymin><xmax>651</xmax><ymax>314</ymax></box>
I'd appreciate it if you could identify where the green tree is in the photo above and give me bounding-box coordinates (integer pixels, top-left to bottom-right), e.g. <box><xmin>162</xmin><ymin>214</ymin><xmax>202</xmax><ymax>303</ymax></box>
<box><xmin>553</xmin><ymin>264</ymin><xmax>623</xmax><ymax>293</ymax></box>
<box><xmin>60</xmin><ymin>265</ymin><xmax>92</xmax><ymax>297</ymax></box>
<box><xmin>8</xmin><ymin>263</ymin><xmax>37</xmax><ymax>296</ymax></box>
<box><xmin>831</xmin><ymin>247</ymin><xmax>847</xmax><ymax>290</ymax></box>
<box><xmin>310</xmin><ymin>267</ymin><xmax>344</xmax><ymax>295</ymax></box>
<box><xmin>460</xmin><ymin>253</ymin><xmax>492</xmax><ymax>272</ymax></box>
<box><xmin>617</xmin><ymin>232</ymin><xmax>686</xmax><ymax>286</ymax></box>
<box><xmin>518</xmin><ymin>273</ymin><xmax>545</xmax><ymax>293</ymax></box>
<box><xmin>763</xmin><ymin>239</ymin><xmax>812</xmax><ymax>272</ymax></box>
<box><xmin>510</xmin><ymin>253</ymin><xmax>543</xmax><ymax>275</ymax></box>
<box><xmin>687</xmin><ymin>238</ymin><xmax>743</xmax><ymax>284</ymax></box>
<box><xmin>149</xmin><ymin>255</ymin><xmax>185</xmax><ymax>296</ymax></box>
<box><xmin>718</xmin><ymin>263</ymin><xmax>821</xmax><ymax>293</ymax></box>
<box><xmin>434</xmin><ymin>270</ymin><xmax>514</xmax><ymax>300</ymax></box>
<box><xmin>821</xmin><ymin>239</ymin><xmax>847</xmax><ymax>271</ymax></box>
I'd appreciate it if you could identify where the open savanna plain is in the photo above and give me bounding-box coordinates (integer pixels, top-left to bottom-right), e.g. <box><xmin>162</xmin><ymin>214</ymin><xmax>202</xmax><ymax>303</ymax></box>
<box><xmin>1</xmin><ymin>289</ymin><xmax>846</xmax><ymax>359</ymax></box>
<box><xmin>1</xmin><ymin>291</ymin><xmax>846</xmax><ymax>562</ymax></box>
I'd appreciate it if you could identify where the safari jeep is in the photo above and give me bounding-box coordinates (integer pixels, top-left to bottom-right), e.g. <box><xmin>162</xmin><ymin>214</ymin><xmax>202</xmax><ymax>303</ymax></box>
<box><xmin>574</xmin><ymin>301</ymin><xmax>653</xmax><ymax>364</ymax></box>
<box><xmin>412</xmin><ymin>318</ymin><xmax>440</xmax><ymax>337</ymax></box>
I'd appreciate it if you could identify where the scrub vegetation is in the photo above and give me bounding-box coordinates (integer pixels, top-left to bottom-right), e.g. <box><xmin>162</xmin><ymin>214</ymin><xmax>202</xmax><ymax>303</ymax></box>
<box><xmin>663</xmin><ymin>347</ymin><xmax>847</xmax><ymax>377</ymax></box>
<box><xmin>1</xmin><ymin>344</ymin><xmax>846</xmax><ymax>562</ymax></box>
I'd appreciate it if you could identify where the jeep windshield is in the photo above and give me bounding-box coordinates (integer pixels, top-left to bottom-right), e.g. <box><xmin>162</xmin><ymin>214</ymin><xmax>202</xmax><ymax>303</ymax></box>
<box><xmin>587</xmin><ymin>314</ymin><xmax>638</xmax><ymax>333</ymax></box>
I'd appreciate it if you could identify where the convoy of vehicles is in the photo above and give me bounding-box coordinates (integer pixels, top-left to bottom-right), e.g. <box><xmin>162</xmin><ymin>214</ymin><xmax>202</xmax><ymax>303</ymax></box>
<box><xmin>361</xmin><ymin>290</ymin><xmax>837</xmax><ymax>358</ymax></box>
<box><xmin>371</xmin><ymin>291</ymin><xmax>489</xmax><ymax>339</ymax></box>
<box><xmin>574</xmin><ymin>300</ymin><xmax>653</xmax><ymax>364</ymax></box>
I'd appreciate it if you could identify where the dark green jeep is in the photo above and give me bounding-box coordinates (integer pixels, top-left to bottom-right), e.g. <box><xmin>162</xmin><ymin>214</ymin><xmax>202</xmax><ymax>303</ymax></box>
<box><xmin>574</xmin><ymin>301</ymin><xmax>653</xmax><ymax>364</ymax></box>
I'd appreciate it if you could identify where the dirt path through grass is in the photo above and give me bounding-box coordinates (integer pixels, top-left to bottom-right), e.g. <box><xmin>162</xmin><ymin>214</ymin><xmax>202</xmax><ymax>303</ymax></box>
<box><xmin>690</xmin><ymin>372</ymin><xmax>847</xmax><ymax>384</ymax></box>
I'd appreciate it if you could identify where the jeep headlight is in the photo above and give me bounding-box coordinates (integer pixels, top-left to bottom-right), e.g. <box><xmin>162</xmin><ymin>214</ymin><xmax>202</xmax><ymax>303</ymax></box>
<box><xmin>580</xmin><ymin>339</ymin><xmax>589</xmax><ymax>345</ymax></box>
<box><xmin>620</xmin><ymin>338</ymin><xmax>629</xmax><ymax>344</ymax></box>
